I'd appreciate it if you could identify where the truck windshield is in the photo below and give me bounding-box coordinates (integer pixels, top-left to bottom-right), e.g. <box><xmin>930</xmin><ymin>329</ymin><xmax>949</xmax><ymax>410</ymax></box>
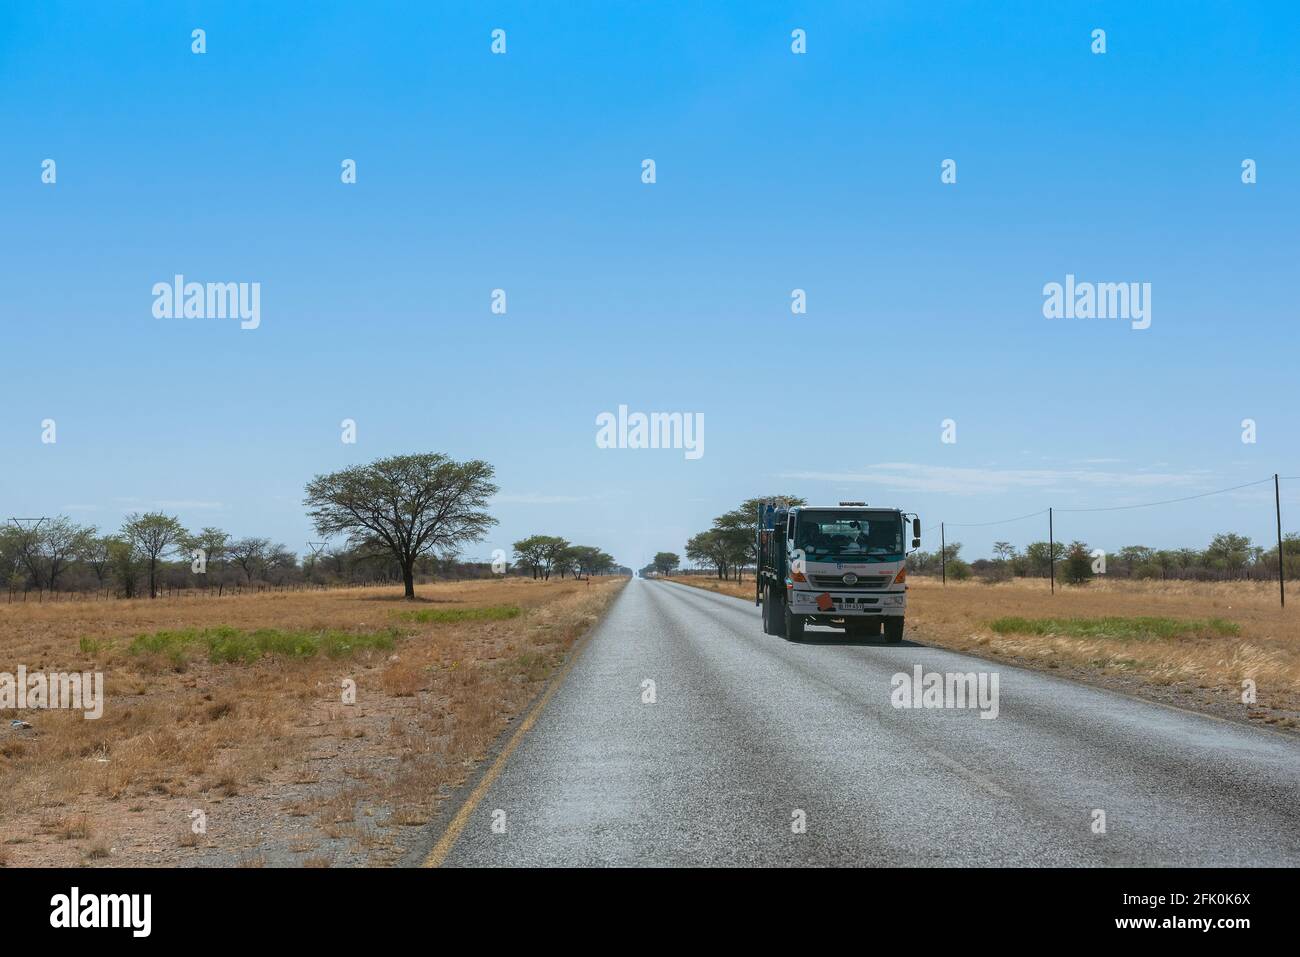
<box><xmin>795</xmin><ymin>511</ymin><xmax>903</xmax><ymax>561</ymax></box>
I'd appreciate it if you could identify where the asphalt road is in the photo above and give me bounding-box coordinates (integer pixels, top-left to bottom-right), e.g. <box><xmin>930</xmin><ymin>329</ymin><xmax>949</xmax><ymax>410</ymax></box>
<box><xmin>437</xmin><ymin>578</ymin><xmax>1300</xmax><ymax>867</ymax></box>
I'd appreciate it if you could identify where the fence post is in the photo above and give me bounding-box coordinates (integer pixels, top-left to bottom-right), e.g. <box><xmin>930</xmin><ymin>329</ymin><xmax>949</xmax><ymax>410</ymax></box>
<box><xmin>1049</xmin><ymin>507</ymin><xmax>1055</xmax><ymax>595</ymax></box>
<box><xmin>940</xmin><ymin>523</ymin><xmax>947</xmax><ymax>585</ymax></box>
<box><xmin>1277</xmin><ymin>474</ymin><xmax>1286</xmax><ymax>608</ymax></box>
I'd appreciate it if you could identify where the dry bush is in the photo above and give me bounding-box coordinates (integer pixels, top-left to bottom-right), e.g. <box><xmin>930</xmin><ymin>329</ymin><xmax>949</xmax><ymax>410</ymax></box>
<box><xmin>669</xmin><ymin>575</ymin><xmax>1299</xmax><ymax>714</ymax></box>
<box><xmin>0</xmin><ymin>576</ymin><xmax>627</xmax><ymax>866</ymax></box>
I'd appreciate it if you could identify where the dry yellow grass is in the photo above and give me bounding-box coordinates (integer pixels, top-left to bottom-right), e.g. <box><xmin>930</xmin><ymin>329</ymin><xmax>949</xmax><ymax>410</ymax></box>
<box><xmin>0</xmin><ymin>576</ymin><xmax>626</xmax><ymax>866</ymax></box>
<box><xmin>668</xmin><ymin>574</ymin><xmax>1300</xmax><ymax>728</ymax></box>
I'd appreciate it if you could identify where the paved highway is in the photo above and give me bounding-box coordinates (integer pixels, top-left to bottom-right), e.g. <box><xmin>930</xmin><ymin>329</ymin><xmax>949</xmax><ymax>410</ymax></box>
<box><xmin>434</xmin><ymin>578</ymin><xmax>1300</xmax><ymax>866</ymax></box>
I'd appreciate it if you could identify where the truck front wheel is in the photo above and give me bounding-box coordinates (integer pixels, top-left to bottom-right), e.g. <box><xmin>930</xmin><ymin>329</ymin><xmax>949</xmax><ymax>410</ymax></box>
<box><xmin>784</xmin><ymin>603</ymin><xmax>805</xmax><ymax>642</ymax></box>
<box><xmin>883</xmin><ymin>618</ymin><xmax>904</xmax><ymax>643</ymax></box>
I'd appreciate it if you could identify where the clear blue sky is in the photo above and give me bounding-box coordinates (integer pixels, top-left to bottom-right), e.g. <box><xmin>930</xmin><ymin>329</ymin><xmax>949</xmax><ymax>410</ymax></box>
<box><xmin>2</xmin><ymin>1</ymin><xmax>1297</xmax><ymax>569</ymax></box>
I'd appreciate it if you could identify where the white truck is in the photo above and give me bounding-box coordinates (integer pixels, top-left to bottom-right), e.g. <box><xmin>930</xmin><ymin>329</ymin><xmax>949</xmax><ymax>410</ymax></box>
<box><xmin>756</xmin><ymin>501</ymin><xmax>921</xmax><ymax>642</ymax></box>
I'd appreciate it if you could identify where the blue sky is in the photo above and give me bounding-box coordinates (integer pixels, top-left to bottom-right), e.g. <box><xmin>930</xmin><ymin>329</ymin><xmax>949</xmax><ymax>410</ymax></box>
<box><xmin>1</xmin><ymin>1</ymin><xmax>1297</xmax><ymax>569</ymax></box>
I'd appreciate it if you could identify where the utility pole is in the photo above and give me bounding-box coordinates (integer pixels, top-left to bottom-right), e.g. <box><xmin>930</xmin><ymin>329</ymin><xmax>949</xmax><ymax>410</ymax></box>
<box><xmin>1276</xmin><ymin>474</ymin><xmax>1285</xmax><ymax>608</ymax></box>
<box><xmin>1049</xmin><ymin>508</ymin><xmax>1055</xmax><ymax>595</ymax></box>
<box><xmin>307</xmin><ymin>542</ymin><xmax>329</xmax><ymax>585</ymax></box>
<box><xmin>940</xmin><ymin>522</ymin><xmax>947</xmax><ymax>585</ymax></box>
<box><xmin>7</xmin><ymin>518</ymin><xmax>49</xmax><ymax>591</ymax></box>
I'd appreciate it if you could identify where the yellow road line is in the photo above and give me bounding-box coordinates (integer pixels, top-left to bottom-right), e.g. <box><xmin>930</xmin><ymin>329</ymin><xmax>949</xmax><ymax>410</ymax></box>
<box><xmin>422</xmin><ymin>623</ymin><xmax>599</xmax><ymax>868</ymax></box>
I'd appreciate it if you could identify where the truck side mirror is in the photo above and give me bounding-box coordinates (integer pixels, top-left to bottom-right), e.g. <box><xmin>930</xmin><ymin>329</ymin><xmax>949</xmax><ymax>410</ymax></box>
<box><xmin>912</xmin><ymin>538</ymin><xmax>921</xmax><ymax>549</ymax></box>
<box><xmin>912</xmin><ymin>518</ymin><xmax>921</xmax><ymax>538</ymax></box>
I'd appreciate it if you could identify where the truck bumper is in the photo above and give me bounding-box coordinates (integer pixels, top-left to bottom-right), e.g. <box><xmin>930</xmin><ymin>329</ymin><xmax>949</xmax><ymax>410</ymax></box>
<box><xmin>788</xmin><ymin>590</ymin><xmax>905</xmax><ymax>618</ymax></box>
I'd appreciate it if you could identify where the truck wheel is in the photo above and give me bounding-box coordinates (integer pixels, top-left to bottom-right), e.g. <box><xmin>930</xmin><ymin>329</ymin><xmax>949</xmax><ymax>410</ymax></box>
<box><xmin>883</xmin><ymin>618</ymin><xmax>904</xmax><ymax>643</ymax></box>
<box><xmin>784</xmin><ymin>604</ymin><xmax>805</xmax><ymax>642</ymax></box>
<box><xmin>770</xmin><ymin>588</ymin><xmax>787</xmax><ymax>637</ymax></box>
<box><xmin>761</xmin><ymin>587</ymin><xmax>774</xmax><ymax>634</ymax></box>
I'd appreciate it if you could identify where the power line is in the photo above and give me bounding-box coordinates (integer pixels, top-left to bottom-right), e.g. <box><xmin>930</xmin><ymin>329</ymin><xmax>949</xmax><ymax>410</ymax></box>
<box><xmin>1054</xmin><ymin>476</ymin><xmax>1275</xmax><ymax>513</ymax></box>
<box><xmin>946</xmin><ymin>508</ymin><xmax>1050</xmax><ymax>528</ymax></box>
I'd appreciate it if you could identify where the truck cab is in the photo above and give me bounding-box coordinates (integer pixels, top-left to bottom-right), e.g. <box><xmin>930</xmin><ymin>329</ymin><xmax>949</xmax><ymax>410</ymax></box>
<box><xmin>756</xmin><ymin>501</ymin><xmax>921</xmax><ymax>642</ymax></box>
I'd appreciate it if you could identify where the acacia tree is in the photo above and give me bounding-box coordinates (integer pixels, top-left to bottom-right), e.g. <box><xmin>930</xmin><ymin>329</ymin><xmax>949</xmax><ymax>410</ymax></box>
<box><xmin>121</xmin><ymin>512</ymin><xmax>188</xmax><ymax>598</ymax></box>
<box><xmin>305</xmin><ymin>453</ymin><xmax>498</xmax><ymax>599</ymax></box>
<box><xmin>108</xmin><ymin>537</ymin><xmax>141</xmax><ymax>598</ymax></box>
<box><xmin>513</xmin><ymin>535</ymin><xmax>567</xmax><ymax>579</ymax></box>
<box><xmin>569</xmin><ymin>545</ymin><xmax>616</xmax><ymax>578</ymax></box>
<box><xmin>80</xmin><ymin>532</ymin><xmax>115</xmax><ymax>590</ymax></box>
<box><xmin>190</xmin><ymin>526</ymin><xmax>231</xmax><ymax>587</ymax></box>
<box><xmin>652</xmin><ymin>551</ymin><xmax>680</xmax><ymax>576</ymax></box>
<box><xmin>228</xmin><ymin>536</ymin><xmax>270</xmax><ymax>584</ymax></box>
<box><xmin>512</xmin><ymin>536</ymin><xmax>550</xmax><ymax>579</ymax></box>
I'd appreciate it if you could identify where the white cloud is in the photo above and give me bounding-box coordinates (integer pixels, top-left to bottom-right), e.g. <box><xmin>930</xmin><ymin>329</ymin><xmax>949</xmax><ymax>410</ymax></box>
<box><xmin>779</xmin><ymin>462</ymin><xmax>1208</xmax><ymax>496</ymax></box>
<box><xmin>493</xmin><ymin>493</ymin><xmax>588</xmax><ymax>505</ymax></box>
<box><xmin>113</xmin><ymin>497</ymin><xmax>225</xmax><ymax>510</ymax></box>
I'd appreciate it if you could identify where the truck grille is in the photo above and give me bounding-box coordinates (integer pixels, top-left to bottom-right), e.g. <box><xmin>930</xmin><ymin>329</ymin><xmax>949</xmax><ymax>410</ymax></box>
<box><xmin>809</xmin><ymin>574</ymin><xmax>891</xmax><ymax>589</ymax></box>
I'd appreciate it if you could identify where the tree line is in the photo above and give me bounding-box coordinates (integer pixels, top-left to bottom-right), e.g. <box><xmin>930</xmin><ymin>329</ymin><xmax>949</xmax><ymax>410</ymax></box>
<box><xmin>907</xmin><ymin>532</ymin><xmax>1300</xmax><ymax>584</ymax></box>
<box><xmin>667</xmin><ymin>495</ymin><xmax>806</xmax><ymax>581</ymax></box>
<box><xmin>0</xmin><ymin>513</ymin><xmax>302</xmax><ymax>599</ymax></box>
<box><xmin>3</xmin><ymin>452</ymin><xmax>627</xmax><ymax>600</ymax></box>
<box><xmin>510</xmin><ymin>536</ymin><xmax>621</xmax><ymax>580</ymax></box>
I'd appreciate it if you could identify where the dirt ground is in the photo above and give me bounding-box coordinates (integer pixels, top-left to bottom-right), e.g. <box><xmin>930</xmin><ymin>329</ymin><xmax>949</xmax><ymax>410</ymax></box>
<box><xmin>0</xmin><ymin>576</ymin><xmax>626</xmax><ymax>867</ymax></box>
<box><xmin>668</xmin><ymin>574</ymin><xmax>1300</xmax><ymax>734</ymax></box>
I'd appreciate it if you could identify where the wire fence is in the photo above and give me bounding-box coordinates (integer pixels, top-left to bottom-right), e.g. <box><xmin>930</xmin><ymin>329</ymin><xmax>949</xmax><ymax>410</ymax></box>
<box><xmin>6</xmin><ymin>579</ymin><xmax>407</xmax><ymax>604</ymax></box>
<box><xmin>918</xmin><ymin>473</ymin><xmax>1293</xmax><ymax>606</ymax></box>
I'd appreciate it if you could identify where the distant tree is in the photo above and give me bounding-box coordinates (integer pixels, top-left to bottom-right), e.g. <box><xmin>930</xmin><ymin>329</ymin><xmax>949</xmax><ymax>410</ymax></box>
<box><xmin>228</xmin><ymin>537</ymin><xmax>271</xmax><ymax>584</ymax></box>
<box><xmin>304</xmin><ymin>453</ymin><xmax>498</xmax><ymax>599</ymax></box>
<box><xmin>0</xmin><ymin>525</ymin><xmax>26</xmax><ymax>590</ymax></box>
<box><xmin>263</xmin><ymin>544</ymin><xmax>297</xmax><ymax>584</ymax></box>
<box><xmin>992</xmin><ymin>542</ymin><xmax>1016</xmax><ymax>562</ymax></box>
<box><xmin>712</xmin><ymin>511</ymin><xmax>753</xmax><ymax>582</ymax></box>
<box><xmin>906</xmin><ymin>549</ymin><xmax>935</xmax><ymax>573</ymax></box>
<box><xmin>190</xmin><ymin>527</ymin><xmax>231</xmax><ymax>586</ymax></box>
<box><xmin>554</xmin><ymin>545</ymin><xmax>581</xmax><ymax>580</ymax></box>
<box><xmin>9</xmin><ymin>521</ymin><xmax>45</xmax><ymax>590</ymax></box>
<box><xmin>686</xmin><ymin>530</ymin><xmax>730</xmax><ymax>578</ymax></box>
<box><xmin>1203</xmin><ymin>533</ymin><xmax>1252</xmax><ymax>572</ymax></box>
<box><xmin>512</xmin><ymin>535</ymin><xmax>553</xmax><ymax>580</ymax></box>
<box><xmin>80</xmin><ymin>532</ymin><xmax>115</xmax><ymax>589</ymax></box>
<box><xmin>42</xmin><ymin>517</ymin><xmax>93</xmax><ymax>592</ymax></box>
<box><xmin>108</xmin><ymin>537</ymin><xmax>142</xmax><ymax>598</ymax></box>
<box><xmin>1062</xmin><ymin>540</ymin><xmax>1094</xmax><ymax>585</ymax></box>
<box><xmin>1024</xmin><ymin>541</ymin><xmax>1067</xmax><ymax>577</ymax></box>
<box><xmin>568</xmin><ymin>545</ymin><xmax>616</xmax><ymax>578</ymax></box>
<box><xmin>121</xmin><ymin>512</ymin><xmax>188</xmax><ymax>598</ymax></box>
<box><xmin>540</xmin><ymin>537</ymin><xmax>571</xmax><ymax>580</ymax></box>
<box><xmin>1117</xmin><ymin>545</ymin><xmax>1156</xmax><ymax>574</ymax></box>
<box><xmin>653</xmin><ymin>551</ymin><xmax>680</xmax><ymax>576</ymax></box>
